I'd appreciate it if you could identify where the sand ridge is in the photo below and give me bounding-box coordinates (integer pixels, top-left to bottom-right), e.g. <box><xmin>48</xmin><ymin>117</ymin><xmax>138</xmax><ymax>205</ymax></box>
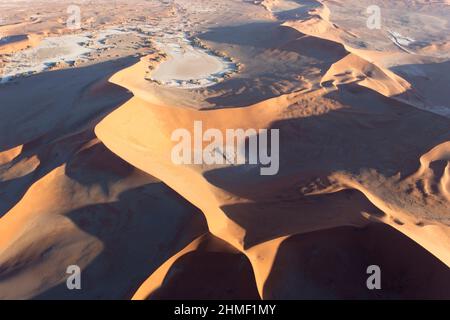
<box><xmin>0</xmin><ymin>0</ymin><xmax>449</xmax><ymax>300</ymax></box>
<box><xmin>95</xmin><ymin>0</ymin><xmax>450</xmax><ymax>299</ymax></box>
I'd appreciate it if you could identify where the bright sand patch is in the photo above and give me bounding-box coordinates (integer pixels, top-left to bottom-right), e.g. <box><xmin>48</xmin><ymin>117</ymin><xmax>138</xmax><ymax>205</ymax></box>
<box><xmin>1</xmin><ymin>26</ymin><xmax>237</xmax><ymax>88</ymax></box>
<box><xmin>0</xmin><ymin>28</ymin><xmax>145</xmax><ymax>83</ymax></box>
<box><xmin>152</xmin><ymin>42</ymin><xmax>223</xmax><ymax>80</ymax></box>
<box><xmin>1</xmin><ymin>34</ymin><xmax>92</xmax><ymax>82</ymax></box>
<box><xmin>149</xmin><ymin>34</ymin><xmax>237</xmax><ymax>88</ymax></box>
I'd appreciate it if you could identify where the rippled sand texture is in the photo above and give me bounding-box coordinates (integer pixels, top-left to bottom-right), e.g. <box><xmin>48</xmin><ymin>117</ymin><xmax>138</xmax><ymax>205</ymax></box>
<box><xmin>0</xmin><ymin>0</ymin><xmax>449</xmax><ymax>299</ymax></box>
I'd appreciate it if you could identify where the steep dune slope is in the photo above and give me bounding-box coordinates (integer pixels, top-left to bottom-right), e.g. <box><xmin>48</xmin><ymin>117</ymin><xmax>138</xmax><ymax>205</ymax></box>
<box><xmin>96</xmin><ymin>85</ymin><xmax>450</xmax><ymax>298</ymax></box>
<box><xmin>320</xmin><ymin>53</ymin><xmax>411</xmax><ymax>97</ymax></box>
<box><xmin>0</xmin><ymin>140</ymin><xmax>206</xmax><ymax>299</ymax></box>
<box><xmin>0</xmin><ymin>53</ymin><xmax>207</xmax><ymax>299</ymax></box>
<box><xmin>262</xmin><ymin>224</ymin><xmax>450</xmax><ymax>299</ymax></box>
<box><xmin>94</xmin><ymin>0</ymin><xmax>449</xmax><ymax>299</ymax></box>
<box><xmin>285</xmin><ymin>0</ymin><xmax>450</xmax><ymax>117</ymax></box>
<box><xmin>133</xmin><ymin>234</ymin><xmax>260</xmax><ymax>300</ymax></box>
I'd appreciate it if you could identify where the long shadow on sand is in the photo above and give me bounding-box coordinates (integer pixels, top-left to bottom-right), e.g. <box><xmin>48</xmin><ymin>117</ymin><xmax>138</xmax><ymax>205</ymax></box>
<box><xmin>0</xmin><ymin>57</ymin><xmax>138</xmax><ymax>217</ymax></box>
<box><xmin>148</xmin><ymin>235</ymin><xmax>260</xmax><ymax>300</ymax></box>
<box><xmin>272</xmin><ymin>0</ymin><xmax>321</xmax><ymax>22</ymax></box>
<box><xmin>202</xmin><ymin>83</ymin><xmax>450</xmax><ymax>246</ymax></box>
<box><xmin>197</xmin><ymin>22</ymin><xmax>348</xmax><ymax>107</ymax></box>
<box><xmin>219</xmin><ymin>193</ymin><xmax>450</xmax><ymax>299</ymax></box>
<box><xmin>199</xmin><ymin>22</ymin><xmax>300</xmax><ymax>49</ymax></box>
<box><xmin>264</xmin><ymin>223</ymin><xmax>450</xmax><ymax>299</ymax></box>
<box><xmin>203</xmin><ymin>84</ymin><xmax>450</xmax><ymax>197</ymax></box>
<box><xmin>197</xmin><ymin>82</ymin><xmax>450</xmax><ymax>298</ymax></box>
<box><xmin>0</xmin><ymin>57</ymin><xmax>138</xmax><ymax>151</ymax></box>
<box><xmin>390</xmin><ymin>60</ymin><xmax>450</xmax><ymax>117</ymax></box>
<box><xmin>33</xmin><ymin>180</ymin><xmax>207</xmax><ymax>300</ymax></box>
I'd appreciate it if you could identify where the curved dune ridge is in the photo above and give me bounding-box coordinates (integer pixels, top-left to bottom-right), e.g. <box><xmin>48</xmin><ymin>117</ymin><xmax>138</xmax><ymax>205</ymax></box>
<box><xmin>284</xmin><ymin>0</ymin><xmax>450</xmax><ymax>117</ymax></box>
<box><xmin>95</xmin><ymin>86</ymin><xmax>450</xmax><ymax>299</ymax></box>
<box><xmin>320</xmin><ymin>53</ymin><xmax>411</xmax><ymax>97</ymax></box>
<box><xmin>94</xmin><ymin>0</ymin><xmax>450</xmax><ymax>299</ymax></box>
<box><xmin>284</xmin><ymin>4</ymin><xmax>412</xmax><ymax>100</ymax></box>
<box><xmin>0</xmin><ymin>139</ymin><xmax>208</xmax><ymax>299</ymax></box>
<box><xmin>414</xmin><ymin>142</ymin><xmax>450</xmax><ymax>202</ymax></box>
<box><xmin>0</xmin><ymin>0</ymin><xmax>449</xmax><ymax>300</ymax></box>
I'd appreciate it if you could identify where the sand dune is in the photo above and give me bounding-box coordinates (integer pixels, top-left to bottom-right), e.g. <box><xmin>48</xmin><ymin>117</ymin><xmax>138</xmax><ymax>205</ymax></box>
<box><xmin>98</xmin><ymin>66</ymin><xmax>449</xmax><ymax>298</ymax></box>
<box><xmin>0</xmin><ymin>140</ymin><xmax>206</xmax><ymax>299</ymax></box>
<box><xmin>0</xmin><ymin>145</ymin><xmax>23</xmax><ymax>166</ymax></box>
<box><xmin>0</xmin><ymin>0</ymin><xmax>449</xmax><ymax>300</ymax></box>
<box><xmin>320</xmin><ymin>53</ymin><xmax>411</xmax><ymax>97</ymax></box>
<box><xmin>262</xmin><ymin>223</ymin><xmax>450</xmax><ymax>299</ymax></box>
<box><xmin>132</xmin><ymin>234</ymin><xmax>260</xmax><ymax>300</ymax></box>
<box><xmin>95</xmin><ymin>0</ymin><xmax>449</xmax><ymax>299</ymax></box>
<box><xmin>414</xmin><ymin>142</ymin><xmax>450</xmax><ymax>202</ymax></box>
<box><xmin>95</xmin><ymin>82</ymin><xmax>450</xmax><ymax>297</ymax></box>
<box><xmin>284</xmin><ymin>0</ymin><xmax>450</xmax><ymax>118</ymax></box>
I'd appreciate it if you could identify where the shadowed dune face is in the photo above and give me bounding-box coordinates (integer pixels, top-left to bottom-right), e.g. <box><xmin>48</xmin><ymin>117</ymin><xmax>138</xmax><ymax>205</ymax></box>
<box><xmin>195</xmin><ymin>23</ymin><xmax>349</xmax><ymax>107</ymax></box>
<box><xmin>149</xmin><ymin>250</ymin><xmax>259</xmax><ymax>300</ymax></box>
<box><xmin>265</xmin><ymin>223</ymin><xmax>450</xmax><ymax>299</ymax></box>
<box><xmin>94</xmin><ymin>1</ymin><xmax>450</xmax><ymax>293</ymax></box>
<box><xmin>148</xmin><ymin>235</ymin><xmax>260</xmax><ymax>300</ymax></box>
<box><xmin>108</xmin><ymin>20</ymin><xmax>354</xmax><ymax>109</ymax></box>
<box><xmin>0</xmin><ymin>58</ymin><xmax>138</xmax><ymax>219</ymax></box>
<box><xmin>0</xmin><ymin>57</ymin><xmax>137</xmax><ymax>152</ymax></box>
<box><xmin>219</xmin><ymin>189</ymin><xmax>384</xmax><ymax>249</ymax></box>
<box><xmin>391</xmin><ymin>60</ymin><xmax>450</xmax><ymax>117</ymax></box>
<box><xmin>0</xmin><ymin>141</ymin><xmax>207</xmax><ymax>300</ymax></box>
<box><xmin>96</xmin><ymin>78</ymin><xmax>450</xmax><ymax>297</ymax></box>
<box><xmin>0</xmin><ymin>49</ymin><xmax>209</xmax><ymax>299</ymax></box>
